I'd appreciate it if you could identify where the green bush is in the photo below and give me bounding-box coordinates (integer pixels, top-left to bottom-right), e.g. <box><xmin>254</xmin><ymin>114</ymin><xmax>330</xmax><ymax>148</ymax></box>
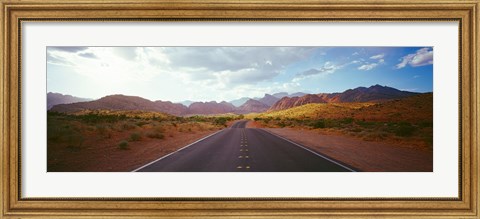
<box><xmin>312</xmin><ymin>119</ymin><xmax>326</xmax><ymax>129</ymax></box>
<box><xmin>356</xmin><ymin>120</ymin><xmax>375</xmax><ymax>128</ymax></box>
<box><xmin>214</xmin><ymin>117</ymin><xmax>228</xmax><ymax>126</ymax></box>
<box><xmin>129</xmin><ymin>132</ymin><xmax>141</xmax><ymax>141</ymax></box>
<box><xmin>136</xmin><ymin>121</ymin><xmax>148</xmax><ymax>127</ymax></box>
<box><xmin>118</xmin><ymin>140</ymin><xmax>129</xmax><ymax>150</ymax></box>
<box><xmin>341</xmin><ymin>117</ymin><xmax>354</xmax><ymax>124</ymax></box>
<box><xmin>121</xmin><ymin>123</ymin><xmax>136</xmax><ymax>130</ymax></box>
<box><xmin>395</xmin><ymin>122</ymin><xmax>416</xmax><ymax>137</ymax></box>
<box><xmin>147</xmin><ymin>132</ymin><xmax>164</xmax><ymax>139</ymax></box>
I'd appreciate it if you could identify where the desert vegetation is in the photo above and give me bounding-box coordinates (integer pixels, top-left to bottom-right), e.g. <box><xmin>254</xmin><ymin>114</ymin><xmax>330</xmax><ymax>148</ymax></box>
<box><xmin>47</xmin><ymin>110</ymin><xmax>242</xmax><ymax>171</ymax></box>
<box><xmin>247</xmin><ymin>93</ymin><xmax>433</xmax><ymax>150</ymax></box>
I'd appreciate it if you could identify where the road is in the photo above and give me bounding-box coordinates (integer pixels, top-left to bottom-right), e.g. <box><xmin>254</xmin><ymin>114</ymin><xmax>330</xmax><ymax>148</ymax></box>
<box><xmin>134</xmin><ymin>120</ymin><xmax>354</xmax><ymax>172</ymax></box>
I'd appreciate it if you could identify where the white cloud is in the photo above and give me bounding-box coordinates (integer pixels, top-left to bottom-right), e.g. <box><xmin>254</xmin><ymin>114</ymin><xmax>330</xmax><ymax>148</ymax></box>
<box><xmin>358</xmin><ymin>63</ymin><xmax>378</xmax><ymax>71</ymax></box>
<box><xmin>356</xmin><ymin>54</ymin><xmax>385</xmax><ymax>71</ymax></box>
<box><xmin>370</xmin><ymin>53</ymin><xmax>385</xmax><ymax>60</ymax></box>
<box><xmin>48</xmin><ymin>47</ymin><xmax>319</xmax><ymax>101</ymax></box>
<box><xmin>293</xmin><ymin>61</ymin><xmax>342</xmax><ymax>82</ymax></box>
<box><xmin>396</xmin><ymin>47</ymin><xmax>433</xmax><ymax>69</ymax></box>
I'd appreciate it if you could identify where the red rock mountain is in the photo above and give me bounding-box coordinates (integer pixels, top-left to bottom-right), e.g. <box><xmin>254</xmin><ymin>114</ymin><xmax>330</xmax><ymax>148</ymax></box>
<box><xmin>187</xmin><ymin>101</ymin><xmax>236</xmax><ymax>115</ymax></box>
<box><xmin>256</xmin><ymin>94</ymin><xmax>280</xmax><ymax>107</ymax></box>
<box><xmin>270</xmin><ymin>85</ymin><xmax>418</xmax><ymax>111</ymax></box>
<box><xmin>269</xmin><ymin>94</ymin><xmax>327</xmax><ymax>111</ymax></box>
<box><xmin>51</xmin><ymin>95</ymin><xmax>188</xmax><ymax>116</ymax></box>
<box><xmin>49</xmin><ymin>85</ymin><xmax>418</xmax><ymax>116</ymax></box>
<box><xmin>237</xmin><ymin>99</ymin><xmax>270</xmax><ymax>113</ymax></box>
<box><xmin>47</xmin><ymin>92</ymin><xmax>91</xmax><ymax>110</ymax></box>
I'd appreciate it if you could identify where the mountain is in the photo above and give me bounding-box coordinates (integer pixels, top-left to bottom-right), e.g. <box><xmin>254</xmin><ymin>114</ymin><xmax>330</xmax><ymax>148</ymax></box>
<box><xmin>269</xmin><ymin>94</ymin><xmax>327</xmax><ymax>111</ymax></box>
<box><xmin>47</xmin><ymin>92</ymin><xmax>91</xmax><ymax>110</ymax></box>
<box><xmin>50</xmin><ymin>94</ymin><xmax>188</xmax><ymax>116</ymax></box>
<box><xmin>49</xmin><ymin>85</ymin><xmax>418</xmax><ymax>116</ymax></box>
<box><xmin>237</xmin><ymin>99</ymin><xmax>270</xmax><ymax>113</ymax></box>
<box><xmin>177</xmin><ymin>100</ymin><xmax>194</xmax><ymax>107</ymax></box>
<box><xmin>258</xmin><ymin>93</ymin><xmax>432</xmax><ymax>123</ymax></box>
<box><xmin>229</xmin><ymin>97</ymin><xmax>251</xmax><ymax>107</ymax></box>
<box><xmin>289</xmin><ymin>92</ymin><xmax>309</xmax><ymax>97</ymax></box>
<box><xmin>187</xmin><ymin>101</ymin><xmax>236</xmax><ymax>115</ymax></box>
<box><xmin>272</xmin><ymin>92</ymin><xmax>288</xmax><ymax>99</ymax></box>
<box><xmin>329</xmin><ymin>84</ymin><xmax>417</xmax><ymax>103</ymax></box>
<box><xmin>269</xmin><ymin>85</ymin><xmax>418</xmax><ymax>111</ymax></box>
<box><xmin>257</xmin><ymin>94</ymin><xmax>280</xmax><ymax>107</ymax></box>
<box><xmin>230</xmin><ymin>92</ymin><xmax>308</xmax><ymax>107</ymax></box>
<box><xmin>154</xmin><ymin>100</ymin><xmax>189</xmax><ymax>116</ymax></box>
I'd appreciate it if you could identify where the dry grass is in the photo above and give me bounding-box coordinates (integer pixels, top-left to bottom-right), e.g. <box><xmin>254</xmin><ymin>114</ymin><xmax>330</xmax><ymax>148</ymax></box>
<box><xmin>47</xmin><ymin>110</ymin><xmax>231</xmax><ymax>171</ymax></box>
<box><xmin>247</xmin><ymin>93</ymin><xmax>433</xmax><ymax>150</ymax></box>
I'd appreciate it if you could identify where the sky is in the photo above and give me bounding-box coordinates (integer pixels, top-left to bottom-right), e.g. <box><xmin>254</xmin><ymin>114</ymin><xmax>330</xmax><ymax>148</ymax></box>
<box><xmin>47</xmin><ymin>46</ymin><xmax>433</xmax><ymax>102</ymax></box>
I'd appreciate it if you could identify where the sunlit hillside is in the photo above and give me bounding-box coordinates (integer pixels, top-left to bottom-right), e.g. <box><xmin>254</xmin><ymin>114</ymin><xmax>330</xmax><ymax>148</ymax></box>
<box><xmin>247</xmin><ymin>93</ymin><xmax>433</xmax><ymax>150</ymax></box>
<box><xmin>248</xmin><ymin>93</ymin><xmax>432</xmax><ymax>123</ymax></box>
<box><xmin>247</xmin><ymin>102</ymin><xmax>374</xmax><ymax>120</ymax></box>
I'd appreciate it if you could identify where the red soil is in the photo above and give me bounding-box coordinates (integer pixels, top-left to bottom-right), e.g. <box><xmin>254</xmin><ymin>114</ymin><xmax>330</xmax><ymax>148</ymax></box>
<box><xmin>48</xmin><ymin>129</ymin><xmax>219</xmax><ymax>172</ymax></box>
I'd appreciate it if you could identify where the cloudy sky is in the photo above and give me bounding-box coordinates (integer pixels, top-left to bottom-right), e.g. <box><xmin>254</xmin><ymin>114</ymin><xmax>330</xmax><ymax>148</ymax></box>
<box><xmin>47</xmin><ymin>46</ymin><xmax>433</xmax><ymax>102</ymax></box>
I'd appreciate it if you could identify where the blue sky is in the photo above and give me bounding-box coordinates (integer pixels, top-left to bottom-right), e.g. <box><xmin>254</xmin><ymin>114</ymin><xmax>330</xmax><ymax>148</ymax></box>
<box><xmin>47</xmin><ymin>47</ymin><xmax>433</xmax><ymax>102</ymax></box>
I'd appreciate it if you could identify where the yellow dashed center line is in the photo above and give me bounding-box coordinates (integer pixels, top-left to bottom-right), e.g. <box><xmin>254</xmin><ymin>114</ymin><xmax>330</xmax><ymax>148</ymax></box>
<box><xmin>238</xmin><ymin>131</ymin><xmax>251</xmax><ymax>171</ymax></box>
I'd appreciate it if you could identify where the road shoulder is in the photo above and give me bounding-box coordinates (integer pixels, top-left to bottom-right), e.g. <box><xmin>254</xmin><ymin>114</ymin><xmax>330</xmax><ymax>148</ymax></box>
<box><xmin>260</xmin><ymin>127</ymin><xmax>432</xmax><ymax>172</ymax></box>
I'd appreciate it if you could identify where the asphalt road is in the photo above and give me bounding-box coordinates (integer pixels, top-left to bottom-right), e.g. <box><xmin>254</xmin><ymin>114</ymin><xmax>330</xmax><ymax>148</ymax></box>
<box><xmin>135</xmin><ymin>120</ymin><xmax>354</xmax><ymax>172</ymax></box>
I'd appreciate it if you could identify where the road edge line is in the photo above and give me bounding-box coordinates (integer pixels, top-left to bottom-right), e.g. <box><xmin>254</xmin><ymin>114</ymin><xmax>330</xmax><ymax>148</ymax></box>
<box><xmin>261</xmin><ymin>129</ymin><xmax>357</xmax><ymax>172</ymax></box>
<box><xmin>131</xmin><ymin>129</ymin><xmax>224</xmax><ymax>172</ymax></box>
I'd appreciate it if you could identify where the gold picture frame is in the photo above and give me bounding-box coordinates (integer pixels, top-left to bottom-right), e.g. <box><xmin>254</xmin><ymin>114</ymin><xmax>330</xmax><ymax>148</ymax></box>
<box><xmin>1</xmin><ymin>0</ymin><xmax>478</xmax><ymax>218</ymax></box>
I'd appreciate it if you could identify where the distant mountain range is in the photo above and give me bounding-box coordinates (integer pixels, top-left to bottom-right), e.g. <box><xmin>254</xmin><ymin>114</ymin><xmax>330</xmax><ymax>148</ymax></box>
<box><xmin>270</xmin><ymin>85</ymin><xmax>417</xmax><ymax>111</ymax></box>
<box><xmin>49</xmin><ymin>85</ymin><xmax>420</xmax><ymax>116</ymax></box>
<box><xmin>47</xmin><ymin>92</ymin><xmax>91</xmax><ymax>110</ymax></box>
<box><xmin>229</xmin><ymin>92</ymin><xmax>309</xmax><ymax>107</ymax></box>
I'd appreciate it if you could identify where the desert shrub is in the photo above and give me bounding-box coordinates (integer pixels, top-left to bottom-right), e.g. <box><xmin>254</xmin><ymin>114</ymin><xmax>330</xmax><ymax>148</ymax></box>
<box><xmin>96</xmin><ymin>124</ymin><xmax>107</xmax><ymax>134</ymax></box>
<box><xmin>129</xmin><ymin>132</ymin><xmax>141</xmax><ymax>141</ymax></box>
<box><xmin>121</xmin><ymin>123</ymin><xmax>136</xmax><ymax>130</ymax></box>
<box><xmin>253</xmin><ymin>117</ymin><xmax>261</xmax><ymax>121</ymax></box>
<box><xmin>311</xmin><ymin>119</ymin><xmax>326</xmax><ymax>129</ymax></box>
<box><xmin>118</xmin><ymin>140</ymin><xmax>129</xmax><ymax>150</ymax></box>
<box><xmin>418</xmin><ymin>121</ymin><xmax>433</xmax><ymax>128</ymax></box>
<box><xmin>350</xmin><ymin>127</ymin><xmax>362</xmax><ymax>132</ymax></box>
<box><xmin>95</xmin><ymin>124</ymin><xmax>112</xmax><ymax>139</ymax></box>
<box><xmin>147</xmin><ymin>132</ymin><xmax>164</xmax><ymax>139</ymax></box>
<box><xmin>214</xmin><ymin>117</ymin><xmax>228</xmax><ymax>126</ymax></box>
<box><xmin>356</xmin><ymin>120</ymin><xmax>375</xmax><ymax>128</ymax></box>
<box><xmin>65</xmin><ymin>131</ymin><xmax>85</xmax><ymax>150</ymax></box>
<box><xmin>136</xmin><ymin>121</ymin><xmax>148</xmax><ymax>127</ymax></box>
<box><xmin>263</xmin><ymin>117</ymin><xmax>272</xmax><ymax>124</ymax></box>
<box><xmin>77</xmin><ymin>113</ymin><xmax>125</xmax><ymax>124</ymax></box>
<box><xmin>341</xmin><ymin>117</ymin><xmax>354</xmax><ymax>124</ymax></box>
<box><xmin>395</xmin><ymin>122</ymin><xmax>416</xmax><ymax>137</ymax></box>
<box><xmin>362</xmin><ymin>130</ymin><xmax>389</xmax><ymax>141</ymax></box>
